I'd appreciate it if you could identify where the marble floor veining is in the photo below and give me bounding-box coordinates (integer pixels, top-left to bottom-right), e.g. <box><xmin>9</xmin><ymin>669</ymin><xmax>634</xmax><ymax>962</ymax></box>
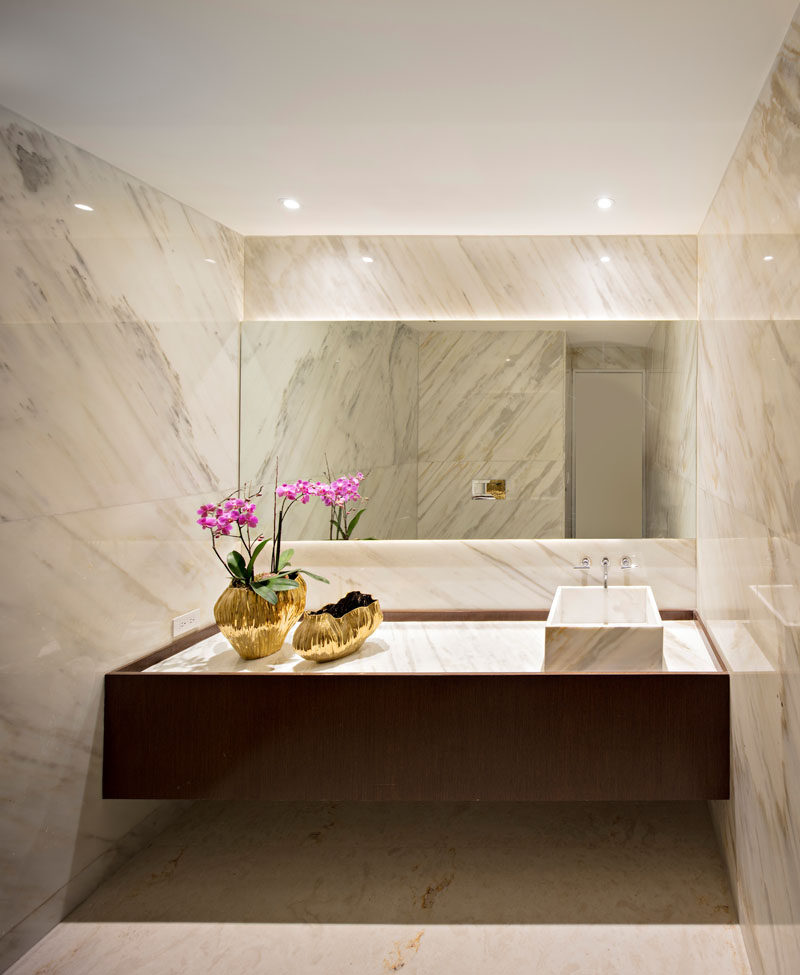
<box><xmin>9</xmin><ymin>801</ymin><xmax>750</xmax><ymax>974</ymax></box>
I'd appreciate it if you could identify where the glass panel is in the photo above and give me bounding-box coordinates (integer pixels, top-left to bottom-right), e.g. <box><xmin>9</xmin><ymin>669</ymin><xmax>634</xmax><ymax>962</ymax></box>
<box><xmin>239</xmin><ymin>321</ymin><xmax>696</xmax><ymax>540</ymax></box>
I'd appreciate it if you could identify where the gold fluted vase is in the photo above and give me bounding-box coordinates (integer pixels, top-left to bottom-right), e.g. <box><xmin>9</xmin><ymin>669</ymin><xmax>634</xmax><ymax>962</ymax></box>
<box><xmin>293</xmin><ymin>591</ymin><xmax>382</xmax><ymax>663</ymax></box>
<box><xmin>214</xmin><ymin>575</ymin><xmax>307</xmax><ymax>660</ymax></box>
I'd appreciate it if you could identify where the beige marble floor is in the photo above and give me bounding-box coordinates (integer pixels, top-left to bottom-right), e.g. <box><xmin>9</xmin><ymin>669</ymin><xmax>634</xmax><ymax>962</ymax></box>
<box><xmin>9</xmin><ymin>801</ymin><xmax>750</xmax><ymax>974</ymax></box>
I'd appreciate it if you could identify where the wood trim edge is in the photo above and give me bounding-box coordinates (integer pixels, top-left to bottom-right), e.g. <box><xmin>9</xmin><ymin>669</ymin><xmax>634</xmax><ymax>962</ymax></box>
<box><xmin>693</xmin><ymin>612</ymin><xmax>728</xmax><ymax>674</ymax></box>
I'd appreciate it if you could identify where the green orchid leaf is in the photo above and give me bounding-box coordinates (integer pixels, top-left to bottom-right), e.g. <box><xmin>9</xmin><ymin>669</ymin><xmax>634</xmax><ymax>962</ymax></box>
<box><xmin>277</xmin><ymin>548</ymin><xmax>295</xmax><ymax>571</ymax></box>
<box><xmin>226</xmin><ymin>549</ymin><xmax>248</xmax><ymax>581</ymax></box>
<box><xmin>269</xmin><ymin>578</ymin><xmax>300</xmax><ymax>592</ymax></box>
<box><xmin>296</xmin><ymin>568</ymin><xmax>330</xmax><ymax>584</ymax></box>
<box><xmin>250</xmin><ymin>580</ymin><xmax>278</xmax><ymax>604</ymax></box>
<box><xmin>246</xmin><ymin>537</ymin><xmax>271</xmax><ymax>576</ymax></box>
<box><xmin>346</xmin><ymin>508</ymin><xmax>366</xmax><ymax>537</ymax></box>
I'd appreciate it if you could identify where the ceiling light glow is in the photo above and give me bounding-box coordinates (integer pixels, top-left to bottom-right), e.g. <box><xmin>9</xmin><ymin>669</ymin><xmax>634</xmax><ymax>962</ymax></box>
<box><xmin>763</xmin><ymin>255</ymin><xmax>774</xmax><ymax>262</ymax></box>
<box><xmin>595</xmin><ymin>197</ymin><xmax>614</xmax><ymax>210</ymax></box>
<box><xmin>280</xmin><ymin>198</ymin><xmax>301</xmax><ymax>210</ymax></box>
<box><xmin>600</xmin><ymin>255</ymin><xmax>611</xmax><ymax>263</ymax></box>
<box><xmin>361</xmin><ymin>256</ymin><xmax>374</xmax><ymax>263</ymax></box>
<box><xmin>204</xmin><ymin>258</ymin><xmax>216</xmax><ymax>264</ymax></box>
<box><xmin>74</xmin><ymin>203</ymin><xmax>94</xmax><ymax>211</ymax></box>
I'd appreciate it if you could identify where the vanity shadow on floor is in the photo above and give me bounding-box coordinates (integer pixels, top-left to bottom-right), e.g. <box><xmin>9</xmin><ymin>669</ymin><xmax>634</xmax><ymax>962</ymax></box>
<box><xmin>67</xmin><ymin>800</ymin><xmax>732</xmax><ymax>926</ymax></box>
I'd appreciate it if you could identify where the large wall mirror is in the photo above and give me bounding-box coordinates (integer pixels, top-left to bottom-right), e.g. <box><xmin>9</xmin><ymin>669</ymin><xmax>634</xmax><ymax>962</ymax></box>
<box><xmin>240</xmin><ymin>321</ymin><xmax>696</xmax><ymax>540</ymax></box>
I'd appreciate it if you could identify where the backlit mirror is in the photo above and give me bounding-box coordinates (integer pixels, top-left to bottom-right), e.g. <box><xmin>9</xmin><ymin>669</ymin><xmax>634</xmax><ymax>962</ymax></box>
<box><xmin>240</xmin><ymin>321</ymin><xmax>696</xmax><ymax>540</ymax></box>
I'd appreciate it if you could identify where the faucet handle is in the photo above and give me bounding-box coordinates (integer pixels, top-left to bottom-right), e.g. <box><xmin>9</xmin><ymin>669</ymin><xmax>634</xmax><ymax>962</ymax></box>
<box><xmin>620</xmin><ymin>555</ymin><xmax>637</xmax><ymax>570</ymax></box>
<box><xmin>573</xmin><ymin>557</ymin><xmax>592</xmax><ymax>569</ymax></box>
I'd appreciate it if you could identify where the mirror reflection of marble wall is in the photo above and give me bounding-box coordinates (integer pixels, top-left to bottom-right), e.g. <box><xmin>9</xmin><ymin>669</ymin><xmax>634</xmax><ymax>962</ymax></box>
<box><xmin>240</xmin><ymin>321</ymin><xmax>696</xmax><ymax>540</ymax></box>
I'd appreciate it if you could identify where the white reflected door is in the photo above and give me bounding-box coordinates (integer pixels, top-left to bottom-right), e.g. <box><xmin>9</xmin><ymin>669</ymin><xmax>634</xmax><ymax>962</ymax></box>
<box><xmin>573</xmin><ymin>371</ymin><xmax>644</xmax><ymax>537</ymax></box>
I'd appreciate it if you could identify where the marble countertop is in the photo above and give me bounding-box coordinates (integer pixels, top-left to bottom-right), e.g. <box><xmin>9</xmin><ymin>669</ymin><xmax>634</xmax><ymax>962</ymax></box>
<box><xmin>146</xmin><ymin>620</ymin><xmax>718</xmax><ymax>675</ymax></box>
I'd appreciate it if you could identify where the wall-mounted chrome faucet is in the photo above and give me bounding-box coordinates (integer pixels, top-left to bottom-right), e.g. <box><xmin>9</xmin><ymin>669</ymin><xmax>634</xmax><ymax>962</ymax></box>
<box><xmin>572</xmin><ymin>555</ymin><xmax>638</xmax><ymax>589</ymax></box>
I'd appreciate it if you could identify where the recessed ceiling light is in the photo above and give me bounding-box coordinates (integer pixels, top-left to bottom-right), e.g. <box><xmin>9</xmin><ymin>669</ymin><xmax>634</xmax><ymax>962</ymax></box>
<box><xmin>361</xmin><ymin>256</ymin><xmax>374</xmax><ymax>263</ymax></box>
<box><xmin>763</xmin><ymin>255</ymin><xmax>774</xmax><ymax>262</ymax></box>
<box><xmin>204</xmin><ymin>258</ymin><xmax>216</xmax><ymax>264</ymax></box>
<box><xmin>595</xmin><ymin>197</ymin><xmax>614</xmax><ymax>210</ymax></box>
<box><xmin>74</xmin><ymin>203</ymin><xmax>94</xmax><ymax>211</ymax></box>
<box><xmin>600</xmin><ymin>255</ymin><xmax>611</xmax><ymax>263</ymax></box>
<box><xmin>280</xmin><ymin>198</ymin><xmax>301</xmax><ymax>210</ymax></box>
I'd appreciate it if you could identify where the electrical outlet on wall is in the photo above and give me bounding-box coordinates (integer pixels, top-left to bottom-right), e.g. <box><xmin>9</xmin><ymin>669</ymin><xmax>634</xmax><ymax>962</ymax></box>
<box><xmin>173</xmin><ymin>609</ymin><xmax>201</xmax><ymax>638</ymax></box>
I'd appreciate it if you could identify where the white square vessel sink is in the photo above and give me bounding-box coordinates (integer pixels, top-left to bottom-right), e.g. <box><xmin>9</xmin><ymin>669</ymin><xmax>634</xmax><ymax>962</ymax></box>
<box><xmin>545</xmin><ymin>586</ymin><xmax>664</xmax><ymax>672</ymax></box>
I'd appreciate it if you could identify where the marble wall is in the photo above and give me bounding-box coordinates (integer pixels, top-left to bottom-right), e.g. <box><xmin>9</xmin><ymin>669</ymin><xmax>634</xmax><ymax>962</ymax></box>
<box><xmin>417</xmin><ymin>327</ymin><xmax>566</xmax><ymax>539</ymax></box>
<box><xmin>697</xmin><ymin>8</ymin><xmax>800</xmax><ymax>975</ymax></box>
<box><xmin>645</xmin><ymin>322</ymin><xmax>697</xmax><ymax>538</ymax></box>
<box><xmin>0</xmin><ymin>106</ymin><xmax>243</xmax><ymax>969</ymax></box>
<box><xmin>286</xmin><ymin>538</ymin><xmax>696</xmax><ymax>613</ymax></box>
<box><xmin>240</xmin><ymin>321</ymin><xmax>418</xmax><ymax>539</ymax></box>
<box><xmin>244</xmin><ymin>235</ymin><xmax>697</xmax><ymax>321</ymax></box>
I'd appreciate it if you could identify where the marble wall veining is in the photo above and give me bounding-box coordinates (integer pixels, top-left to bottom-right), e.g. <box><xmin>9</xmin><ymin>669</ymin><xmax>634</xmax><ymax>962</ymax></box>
<box><xmin>244</xmin><ymin>235</ymin><xmax>697</xmax><ymax>322</ymax></box>
<box><xmin>0</xmin><ymin>106</ymin><xmax>244</xmax><ymax>969</ymax></box>
<box><xmin>645</xmin><ymin>322</ymin><xmax>697</xmax><ymax>538</ymax></box>
<box><xmin>417</xmin><ymin>327</ymin><xmax>566</xmax><ymax>539</ymax></box>
<box><xmin>284</xmin><ymin>538</ymin><xmax>696</xmax><ymax>613</ymax></box>
<box><xmin>241</xmin><ymin>323</ymin><xmax>570</xmax><ymax>540</ymax></box>
<box><xmin>697</xmin><ymin>8</ymin><xmax>800</xmax><ymax>975</ymax></box>
<box><xmin>240</xmin><ymin>321</ymin><xmax>418</xmax><ymax>539</ymax></box>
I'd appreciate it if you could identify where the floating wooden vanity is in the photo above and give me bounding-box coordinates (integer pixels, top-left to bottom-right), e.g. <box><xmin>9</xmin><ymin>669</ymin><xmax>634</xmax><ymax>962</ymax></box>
<box><xmin>103</xmin><ymin>611</ymin><xmax>729</xmax><ymax>802</ymax></box>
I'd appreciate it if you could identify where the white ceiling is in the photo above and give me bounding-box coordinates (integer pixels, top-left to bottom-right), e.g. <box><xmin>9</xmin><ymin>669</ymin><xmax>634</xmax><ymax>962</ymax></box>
<box><xmin>0</xmin><ymin>0</ymin><xmax>796</xmax><ymax>236</ymax></box>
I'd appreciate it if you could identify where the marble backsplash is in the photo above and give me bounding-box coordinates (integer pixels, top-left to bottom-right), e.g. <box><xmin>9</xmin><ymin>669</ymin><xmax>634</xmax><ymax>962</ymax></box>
<box><xmin>697</xmin><ymin>8</ymin><xmax>800</xmax><ymax>975</ymax></box>
<box><xmin>285</xmin><ymin>538</ymin><xmax>696</xmax><ymax>612</ymax></box>
<box><xmin>244</xmin><ymin>235</ymin><xmax>697</xmax><ymax>322</ymax></box>
<box><xmin>0</xmin><ymin>106</ymin><xmax>243</xmax><ymax>969</ymax></box>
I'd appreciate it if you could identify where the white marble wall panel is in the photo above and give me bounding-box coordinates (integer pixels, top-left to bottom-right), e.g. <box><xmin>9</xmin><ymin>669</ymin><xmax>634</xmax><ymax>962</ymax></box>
<box><xmin>645</xmin><ymin>322</ymin><xmax>697</xmax><ymax>538</ymax></box>
<box><xmin>240</xmin><ymin>321</ymin><xmax>418</xmax><ymax>539</ymax></box>
<box><xmin>700</xmin><ymin>319</ymin><xmax>800</xmax><ymax>535</ymax></box>
<box><xmin>698</xmin><ymin>17</ymin><xmax>800</xmax><ymax>324</ymax></box>
<box><xmin>0</xmin><ymin>320</ymin><xmax>238</xmax><ymax>522</ymax></box>
<box><xmin>697</xmin><ymin>9</ymin><xmax>800</xmax><ymax>975</ymax></box>
<box><xmin>417</xmin><ymin>328</ymin><xmax>565</xmax><ymax>538</ymax></box>
<box><xmin>0</xmin><ymin>106</ymin><xmax>242</xmax><ymax>969</ymax></box>
<box><xmin>0</xmin><ymin>112</ymin><xmax>243</xmax><ymax>326</ymax></box>
<box><xmin>283</xmin><ymin>538</ymin><xmax>696</xmax><ymax>613</ymax></box>
<box><xmin>244</xmin><ymin>235</ymin><xmax>697</xmax><ymax>322</ymax></box>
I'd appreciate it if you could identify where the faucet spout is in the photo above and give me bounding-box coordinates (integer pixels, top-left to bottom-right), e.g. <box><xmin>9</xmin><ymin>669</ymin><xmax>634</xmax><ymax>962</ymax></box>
<box><xmin>601</xmin><ymin>557</ymin><xmax>609</xmax><ymax>590</ymax></box>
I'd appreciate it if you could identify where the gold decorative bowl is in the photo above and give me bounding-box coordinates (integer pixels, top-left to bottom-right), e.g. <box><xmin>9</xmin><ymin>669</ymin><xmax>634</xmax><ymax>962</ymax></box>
<box><xmin>293</xmin><ymin>591</ymin><xmax>383</xmax><ymax>662</ymax></box>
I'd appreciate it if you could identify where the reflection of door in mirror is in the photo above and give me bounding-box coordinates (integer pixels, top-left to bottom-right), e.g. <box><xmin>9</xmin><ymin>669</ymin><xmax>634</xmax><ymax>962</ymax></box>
<box><xmin>572</xmin><ymin>371</ymin><xmax>644</xmax><ymax>537</ymax></box>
